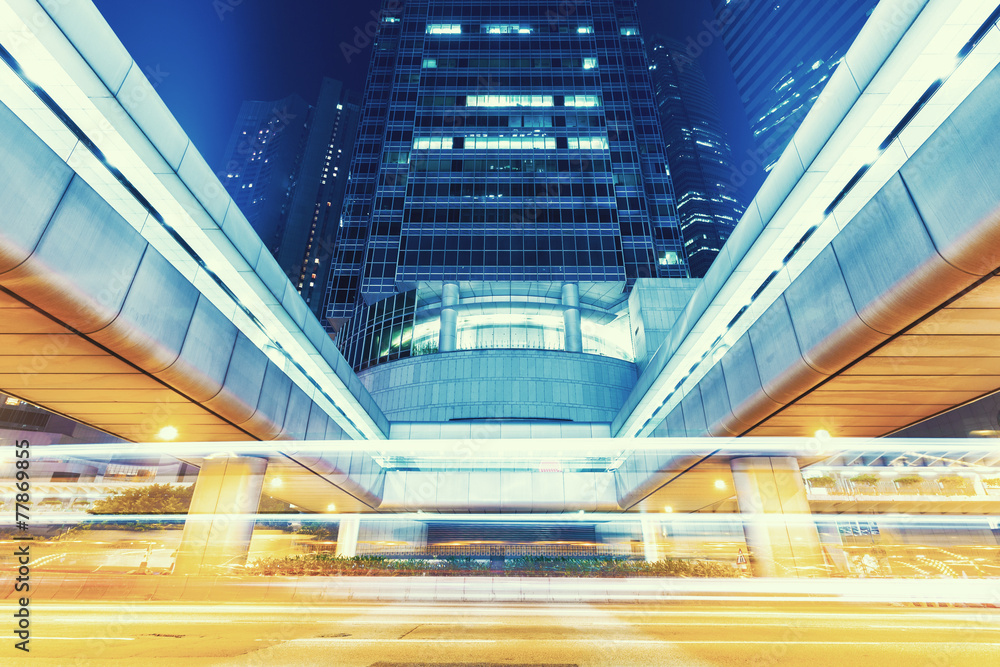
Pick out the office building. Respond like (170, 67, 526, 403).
(325, 0, 691, 374)
(710, 0, 880, 172)
(220, 92, 310, 249)
(221, 79, 362, 319)
(648, 35, 745, 278)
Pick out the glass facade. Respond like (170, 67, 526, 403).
(336, 286, 636, 372)
(649, 36, 746, 278)
(326, 0, 689, 346)
(710, 0, 879, 172)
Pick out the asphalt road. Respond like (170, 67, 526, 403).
(3, 600, 999, 666)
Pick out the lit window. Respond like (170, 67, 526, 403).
(382, 15, 399, 23)
(422, 58, 437, 68)
(482, 24, 533, 34)
(464, 136, 557, 150)
(659, 251, 681, 265)
(577, 26, 594, 34)
(620, 27, 638, 36)
(583, 57, 598, 70)
(427, 24, 461, 34)
(412, 137, 455, 150)
(566, 137, 609, 150)
(467, 95, 554, 107)
(565, 95, 601, 107)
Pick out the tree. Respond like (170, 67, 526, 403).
(88, 484, 193, 515)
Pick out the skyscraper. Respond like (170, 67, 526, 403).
(326, 0, 689, 371)
(220, 79, 362, 319)
(710, 0, 880, 172)
(648, 35, 745, 278)
(219, 92, 310, 249)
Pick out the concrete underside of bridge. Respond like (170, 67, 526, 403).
(1, 0, 999, 450)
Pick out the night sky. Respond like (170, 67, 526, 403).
(92, 0, 762, 196)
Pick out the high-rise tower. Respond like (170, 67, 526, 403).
(220, 79, 362, 320)
(326, 0, 690, 372)
(710, 0, 879, 172)
(648, 35, 745, 278)
(219, 93, 310, 249)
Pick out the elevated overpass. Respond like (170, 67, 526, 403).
(0, 0, 387, 445)
(615, 0, 1000, 439)
(2, 0, 999, 450)
(16, 436, 999, 576)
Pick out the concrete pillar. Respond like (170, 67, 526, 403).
(174, 456, 267, 575)
(438, 282, 460, 352)
(971, 474, 987, 497)
(561, 282, 583, 353)
(730, 457, 825, 577)
(640, 517, 662, 563)
(335, 517, 360, 558)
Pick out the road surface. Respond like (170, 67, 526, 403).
(3, 600, 999, 665)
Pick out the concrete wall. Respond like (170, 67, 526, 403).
(628, 278, 700, 372)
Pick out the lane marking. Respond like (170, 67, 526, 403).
(28, 637, 135, 641)
(32, 603, 1000, 620)
(282, 638, 1000, 646)
(40, 617, 999, 632)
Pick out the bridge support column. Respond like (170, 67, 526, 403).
(640, 517, 663, 563)
(174, 456, 267, 575)
(731, 457, 825, 577)
(335, 517, 360, 558)
(562, 282, 583, 353)
(439, 282, 460, 352)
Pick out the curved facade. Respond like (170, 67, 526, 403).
(336, 282, 636, 372)
(358, 349, 637, 422)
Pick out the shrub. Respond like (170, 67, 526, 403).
(850, 474, 879, 487)
(243, 554, 740, 578)
(982, 478, 1000, 489)
(938, 476, 969, 489)
(894, 475, 924, 488)
(805, 476, 836, 489)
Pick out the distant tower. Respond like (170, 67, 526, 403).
(219, 93, 310, 250)
(710, 0, 879, 172)
(649, 35, 745, 278)
(220, 79, 361, 320)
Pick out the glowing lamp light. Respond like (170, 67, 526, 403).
(157, 426, 178, 441)
(327, 504, 337, 512)
(663, 506, 673, 513)
(714, 480, 727, 490)
(271, 478, 283, 488)
(814, 429, 831, 439)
